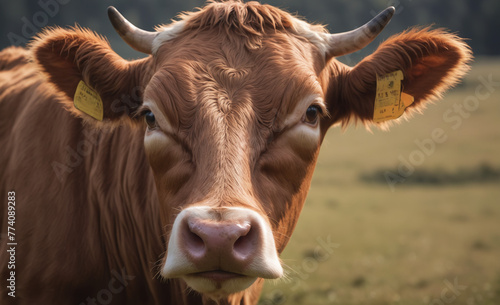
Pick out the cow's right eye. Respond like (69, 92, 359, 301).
(144, 111, 157, 129)
(303, 105, 322, 126)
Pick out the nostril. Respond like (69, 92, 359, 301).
(233, 224, 257, 260)
(183, 220, 206, 258)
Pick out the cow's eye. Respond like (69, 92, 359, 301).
(303, 105, 321, 125)
(144, 111, 157, 129)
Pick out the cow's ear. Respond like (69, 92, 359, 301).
(30, 26, 152, 124)
(326, 28, 472, 127)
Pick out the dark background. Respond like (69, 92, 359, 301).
(2, 0, 499, 63)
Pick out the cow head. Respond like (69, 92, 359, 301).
(30, 0, 471, 301)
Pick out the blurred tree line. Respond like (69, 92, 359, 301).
(1, 0, 499, 61)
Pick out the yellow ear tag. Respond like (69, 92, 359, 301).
(373, 70, 414, 123)
(74, 81, 103, 121)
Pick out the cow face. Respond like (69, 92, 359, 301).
(141, 26, 326, 296)
(31, 1, 471, 300)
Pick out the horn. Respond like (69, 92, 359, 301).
(326, 7, 395, 58)
(107, 6, 157, 54)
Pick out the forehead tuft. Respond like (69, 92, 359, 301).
(152, 1, 328, 53)
(181, 1, 294, 34)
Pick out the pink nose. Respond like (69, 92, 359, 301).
(180, 217, 258, 269)
(162, 207, 283, 280)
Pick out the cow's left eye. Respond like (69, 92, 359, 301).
(144, 111, 157, 129)
(303, 105, 321, 125)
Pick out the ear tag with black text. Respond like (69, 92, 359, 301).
(74, 81, 103, 121)
(373, 70, 414, 123)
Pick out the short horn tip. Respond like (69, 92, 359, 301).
(366, 6, 396, 34)
(106, 5, 156, 54)
(107, 6, 128, 37)
(380, 6, 396, 20)
(107, 6, 118, 18)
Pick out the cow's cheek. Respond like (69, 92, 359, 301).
(254, 124, 322, 247)
(144, 131, 182, 173)
(282, 124, 321, 162)
(144, 132, 193, 222)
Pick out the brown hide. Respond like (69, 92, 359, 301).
(0, 1, 471, 304)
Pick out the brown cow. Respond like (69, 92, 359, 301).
(0, 1, 471, 304)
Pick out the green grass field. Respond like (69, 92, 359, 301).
(259, 58, 500, 305)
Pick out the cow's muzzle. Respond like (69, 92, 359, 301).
(161, 206, 283, 297)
